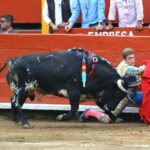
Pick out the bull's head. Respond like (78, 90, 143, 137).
(90, 55, 129, 111)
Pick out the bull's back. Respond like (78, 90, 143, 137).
(12, 52, 82, 85)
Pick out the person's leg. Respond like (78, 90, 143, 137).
(85, 109, 104, 119)
(132, 92, 143, 104)
(80, 109, 105, 122)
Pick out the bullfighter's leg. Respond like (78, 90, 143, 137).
(80, 109, 105, 122)
(57, 84, 80, 121)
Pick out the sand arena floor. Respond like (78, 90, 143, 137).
(0, 112, 150, 150)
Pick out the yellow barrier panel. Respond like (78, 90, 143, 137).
(41, 0, 49, 33)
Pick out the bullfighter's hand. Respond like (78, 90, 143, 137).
(100, 114, 111, 124)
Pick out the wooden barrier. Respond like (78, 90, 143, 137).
(53, 27, 150, 36)
(0, 29, 150, 111)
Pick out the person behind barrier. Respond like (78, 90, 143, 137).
(106, 0, 144, 30)
(42, 0, 79, 33)
(80, 48, 145, 124)
(65, 0, 106, 32)
(0, 14, 15, 34)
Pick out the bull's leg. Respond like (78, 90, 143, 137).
(12, 89, 30, 128)
(57, 85, 80, 121)
(63, 90, 80, 120)
(11, 95, 20, 123)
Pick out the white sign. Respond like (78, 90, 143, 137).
(88, 31, 134, 36)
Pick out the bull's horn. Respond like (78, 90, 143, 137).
(117, 79, 130, 94)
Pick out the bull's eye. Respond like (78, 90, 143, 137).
(92, 57, 98, 63)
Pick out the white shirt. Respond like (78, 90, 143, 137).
(6, 27, 13, 34)
(108, 0, 144, 27)
(43, 0, 75, 25)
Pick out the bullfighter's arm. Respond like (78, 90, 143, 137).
(125, 65, 145, 76)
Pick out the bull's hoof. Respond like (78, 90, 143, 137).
(56, 112, 79, 121)
(22, 123, 31, 129)
(15, 121, 22, 125)
(56, 114, 64, 121)
(13, 118, 21, 124)
(56, 113, 70, 121)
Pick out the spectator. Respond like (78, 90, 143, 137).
(65, 0, 106, 31)
(42, 0, 79, 33)
(106, 0, 144, 30)
(0, 14, 15, 33)
(80, 48, 145, 123)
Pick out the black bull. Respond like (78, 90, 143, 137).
(0, 49, 128, 128)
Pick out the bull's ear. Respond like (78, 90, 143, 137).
(92, 56, 98, 63)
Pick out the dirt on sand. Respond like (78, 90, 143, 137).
(0, 115, 150, 150)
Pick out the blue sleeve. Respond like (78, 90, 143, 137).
(126, 67, 141, 76)
(98, 0, 106, 23)
(68, 0, 80, 27)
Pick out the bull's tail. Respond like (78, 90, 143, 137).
(0, 57, 18, 72)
